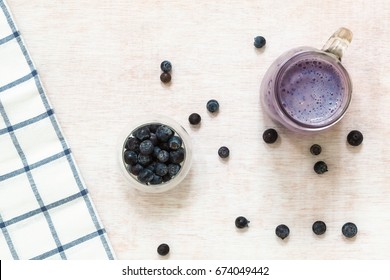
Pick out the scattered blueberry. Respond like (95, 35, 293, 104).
(314, 161, 328, 174)
(218, 146, 230, 159)
(168, 136, 182, 150)
(150, 175, 163, 185)
(263, 128, 278, 144)
(160, 72, 171, 83)
(310, 144, 322, 155)
(160, 61, 172, 72)
(170, 148, 185, 164)
(188, 113, 201, 125)
(168, 164, 181, 177)
(206, 99, 219, 113)
(347, 130, 363, 146)
(130, 164, 143, 176)
(156, 125, 173, 142)
(138, 154, 152, 166)
(137, 168, 154, 183)
(254, 36, 266, 48)
(139, 140, 154, 155)
(342, 222, 358, 238)
(155, 163, 168, 176)
(134, 126, 151, 141)
(157, 150, 170, 163)
(275, 224, 290, 240)
(312, 221, 327, 235)
(157, 243, 170, 256)
(235, 216, 250, 228)
(126, 137, 140, 152)
(123, 150, 138, 165)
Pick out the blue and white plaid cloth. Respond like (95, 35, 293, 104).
(0, 0, 114, 259)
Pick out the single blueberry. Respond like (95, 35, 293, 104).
(157, 150, 170, 163)
(139, 140, 154, 155)
(168, 136, 182, 150)
(137, 168, 155, 184)
(129, 164, 143, 176)
(310, 144, 322, 155)
(125, 137, 140, 152)
(150, 175, 163, 185)
(347, 130, 363, 146)
(263, 128, 278, 144)
(153, 146, 162, 158)
(155, 163, 168, 176)
(168, 163, 181, 177)
(218, 146, 230, 159)
(148, 124, 159, 133)
(138, 154, 152, 166)
(235, 216, 250, 229)
(160, 72, 171, 83)
(312, 221, 327, 235)
(134, 126, 151, 141)
(156, 125, 173, 142)
(314, 161, 328, 174)
(160, 60, 172, 72)
(206, 99, 219, 113)
(145, 161, 157, 172)
(342, 222, 358, 238)
(254, 36, 266, 48)
(275, 224, 290, 240)
(170, 148, 185, 164)
(150, 133, 158, 145)
(162, 173, 172, 182)
(157, 243, 170, 256)
(123, 150, 138, 165)
(188, 113, 201, 125)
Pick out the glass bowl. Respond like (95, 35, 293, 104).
(118, 115, 192, 193)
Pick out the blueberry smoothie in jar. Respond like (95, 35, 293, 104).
(276, 52, 350, 127)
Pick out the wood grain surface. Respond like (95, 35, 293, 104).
(6, 0, 390, 259)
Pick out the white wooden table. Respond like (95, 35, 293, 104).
(7, 0, 390, 259)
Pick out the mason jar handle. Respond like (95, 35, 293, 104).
(322, 27, 353, 60)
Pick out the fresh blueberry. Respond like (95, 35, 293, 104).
(160, 60, 172, 72)
(157, 243, 170, 256)
(347, 130, 363, 146)
(254, 36, 266, 48)
(312, 221, 327, 235)
(263, 128, 278, 144)
(138, 154, 152, 166)
(159, 142, 170, 151)
(137, 168, 154, 184)
(150, 175, 163, 185)
(148, 124, 159, 133)
(157, 150, 170, 163)
(310, 144, 322, 155)
(162, 174, 172, 182)
(150, 133, 158, 145)
(160, 72, 171, 83)
(145, 161, 157, 172)
(235, 216, 250, 228)
(130, 164, 143, 176)
(155, 163, 168, 176)
(188, 113, 201, 125)
(342, 222, 358, 238)
(156, 125, 173, 142)
(125, 137, 140, 152)
(206, 99, 219, 113)
(168, 136, 182, 150)
(275, 224, 290, 240)
(314, 161, 328, 174)
(153, 146, 162, 158)
(218, 146, 230, 158)
(134, 126, 151, 141)
(170, 147, 185, 164)
(123, 150, 138, 165)
(168, 163, 181, 177)
(139, 140, 154, 155)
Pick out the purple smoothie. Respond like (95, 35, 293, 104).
(276, 54, 347, 126)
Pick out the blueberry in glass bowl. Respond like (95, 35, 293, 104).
(119, 115, 192, 193)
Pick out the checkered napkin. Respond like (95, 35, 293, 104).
(0, 1, 114, 259)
